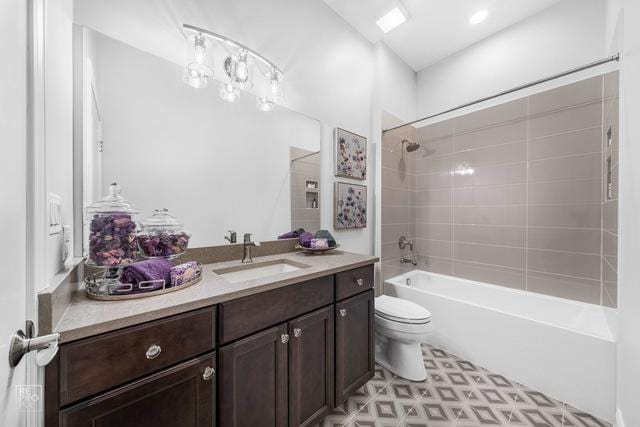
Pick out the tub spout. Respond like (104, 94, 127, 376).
(400, 257, 417, 266)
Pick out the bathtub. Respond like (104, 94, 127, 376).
(384, 270, 617, 422)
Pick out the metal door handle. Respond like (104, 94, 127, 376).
(9, 324, 59, 368)
(146, 344, 162, 359)
(202, 366, 215, 381)
(293, 328, 302, 338)
(339, 309, 347, 317)
(281, 334, 289, 343)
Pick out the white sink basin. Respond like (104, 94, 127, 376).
(214, 260, 309, 283)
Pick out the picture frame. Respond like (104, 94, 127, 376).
(334, 127, 367, 180)
(334, 182, 367, 229)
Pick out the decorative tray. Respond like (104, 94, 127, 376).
(294, 244, 341, 254)
(84, 263, 202, 301)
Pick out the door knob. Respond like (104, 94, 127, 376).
(293, 328, 302, 338)
(9, 321, 59, 368)
(339, 309, 347, 317)
(281, 334, 290, 343)
(145, 344, 162, 359)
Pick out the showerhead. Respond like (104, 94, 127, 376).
(401, 139, 420, 152)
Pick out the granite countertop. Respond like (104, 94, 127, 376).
(54, 250, 378, 343)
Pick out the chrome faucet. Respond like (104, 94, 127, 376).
(225, 230, 237, 244)
(401, 257, 417, 266)
(242, 233, 261, 263)
(398, 236, 414, 251)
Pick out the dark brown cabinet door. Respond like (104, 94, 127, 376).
(219, 323, 288, 427)
(59, 352, 216, 427)
(288, 306, 334, 427)
(335, 289, 374, 405)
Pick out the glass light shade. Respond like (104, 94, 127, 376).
(183, 34, 213, 88)
(224, 49, 253, 90)
(219, 82, 240, 102)
(267, 69, 284, 101)
(256, 96, 275, 112)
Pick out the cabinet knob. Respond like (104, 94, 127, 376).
(202, 366, 215, 381)
(293, 328, 302, 338)
(145, 344, 162, 360)
(339, 309, 347, 317)
(355, 278, 364, 286)
(281, 334, 290, 344)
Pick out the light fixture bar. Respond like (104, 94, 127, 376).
(183, 23, 283, 75)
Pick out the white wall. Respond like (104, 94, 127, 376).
(75, 0, 378, 254)
(606, 2, 640, 426)
(95, 33, 320, 246)
(45, 0, 74, 281)
(416, 0, 606, 118)
(377, 42, 417, 123)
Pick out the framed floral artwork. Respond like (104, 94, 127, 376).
(335, 127, 367, 180)
(334, 182, 367, 229)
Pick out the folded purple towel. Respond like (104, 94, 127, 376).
(120, 259, 172, 287)
(278, 228, 305, 240)
(298, 231, 314, 248)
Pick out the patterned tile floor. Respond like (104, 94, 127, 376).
(319, 344, 612, 427)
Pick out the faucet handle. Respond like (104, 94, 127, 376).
(225, 230, 237, 244)
(243, 233, 253, 243)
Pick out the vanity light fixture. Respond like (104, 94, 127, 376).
(376, 6, 408, 33)
(183, 24, 284, 111)
(469, 10, 489, 25)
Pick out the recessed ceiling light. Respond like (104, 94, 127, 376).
(469, 10, 489, 25)
(376, 7, 407, 33)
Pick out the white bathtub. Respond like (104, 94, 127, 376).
(384, 270, 617, 422)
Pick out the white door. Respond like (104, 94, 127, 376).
(0, 0, 30, 425)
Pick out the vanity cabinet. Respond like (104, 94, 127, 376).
(45, 263, 375, 427)
(335, 289, 375, 405)
(219, 324, 289, 427)
(59, 352, 216, 427)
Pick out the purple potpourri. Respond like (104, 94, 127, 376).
(170, 261, 201, 287)
(88, 213, 137, 266)
(138, 231, 190, 258)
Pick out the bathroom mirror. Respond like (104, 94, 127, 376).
(74, 28, 322, 250)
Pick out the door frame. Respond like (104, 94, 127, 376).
(26, 0, 48, 424)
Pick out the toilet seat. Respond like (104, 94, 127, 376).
(375, 295, 431, 324)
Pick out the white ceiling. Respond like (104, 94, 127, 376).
(322, 0, 562, 71)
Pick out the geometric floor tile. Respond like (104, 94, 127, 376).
(318, 344, 612, 427)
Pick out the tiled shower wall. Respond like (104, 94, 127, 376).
(290, 147, 321, 232)
(381, 72, 619, 307)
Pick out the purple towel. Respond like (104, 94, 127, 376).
(278, 230, 297, 239)
(298, 231, 314, 248)
(120, 259, 172, 287)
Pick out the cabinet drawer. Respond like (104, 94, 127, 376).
(335, 265, 374, 301)
(218, 275, 333, 344)
(59, 307, 216, 406)
(60, 352, 216, 427)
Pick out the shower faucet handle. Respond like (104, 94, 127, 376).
(398, 236, 414, 251)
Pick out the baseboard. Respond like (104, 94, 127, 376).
(616, 408, 625, 427)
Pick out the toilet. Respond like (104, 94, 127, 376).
(374, 295, 433, 381)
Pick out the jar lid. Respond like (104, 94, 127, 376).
(87, 183, 139, 214)
(140, 208, 184, 230)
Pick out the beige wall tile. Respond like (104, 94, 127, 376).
(454, 224, 525, 247)
(455, 242, 525, 269)
(454, 141, 526, 169)
(416, 206, 453, 224)
(415, 223, 453, 241)
(528, 178, 601, 204)
(416, 255, 454, 276)
(527, 227, 601, 254)
(454, 261, 526, 290)
(455, 120, 526, 152)
(602, 230, 618, 258)
(529, 153, 601, 182)
(382, 187, 413, 207)
(417, 136, 454, 158)
(454, 205, 526, 226)
(417, 154, 454, 174)
(417, 118, 454, 141)
(529, 101, 602, 138)
(382, 166, 414, 190)
(416, 172, 452, 190)
(528, 204, 600, 228)
(526, 271, 601, 304)
(416, 238, 453, 259)
(381, 223, 412, 244)
(529, 127, 601, 161)
(454, 183, 526, 206)
(382, 205, 410, 225)
(603, 281, 617, 308)
(529, 75, 602, 115)
(454, 162, 526, 187)
(527, 249, 601, 280)
(416, 189, 453, 206)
